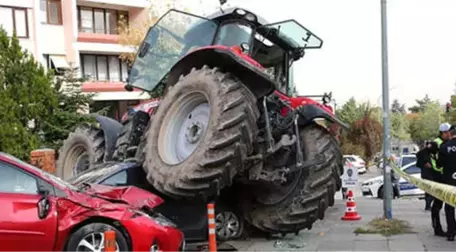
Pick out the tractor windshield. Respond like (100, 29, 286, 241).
(128, 10, 218, 92)
(258, 20, 323, 49)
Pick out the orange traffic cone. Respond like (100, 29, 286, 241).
(104, 230, 116, 252)
(341, 190, 361, 221)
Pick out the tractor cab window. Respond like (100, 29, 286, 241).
(128, 10, 218, 92)
(214, 23, 252, 50)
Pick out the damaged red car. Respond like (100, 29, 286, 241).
(0, 152, 184, 251)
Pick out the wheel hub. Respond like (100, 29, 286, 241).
(186, 122, 204, 144)
(158, 92, 210, 165)
(215, 211, 241, 240)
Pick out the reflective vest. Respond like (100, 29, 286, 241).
(431, 137, 444, 174)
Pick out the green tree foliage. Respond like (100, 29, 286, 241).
(447, 95, 456, 124)
(391, 99, 406, 114)
(41, 66, 97, 150)
(408, 94, 432, 113)
(409, 101, 443, 143)
(390, 99, 410, 141)
(337, 98, 383, 161)
(0, 28, 57, 160)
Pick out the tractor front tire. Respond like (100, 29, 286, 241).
(56, 125, 105, 180)
(244, 124, 342, 234)
(141, 65, 259, 199)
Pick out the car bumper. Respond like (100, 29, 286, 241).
(121, 214, 184, 251)
(360, 185, 372, 196)
(357, 167, 367, 174)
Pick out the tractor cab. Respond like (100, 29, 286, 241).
(126, 7, 323, 97)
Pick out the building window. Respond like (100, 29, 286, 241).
(81, 54, 129, 82)
(0, 6, 28, 38)
(77, 6, 128, 34)
(39, 0, 62, 25)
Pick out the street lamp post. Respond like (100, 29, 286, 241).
(381, 0, 393, 219)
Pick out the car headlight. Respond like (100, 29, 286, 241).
(368, 179, 382, 185)
(150, 212, 177, 227)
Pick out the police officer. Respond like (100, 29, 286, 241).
(430, 123, 452, 237)
(437, 125, 456, 241)
(416, 140, 433, 210)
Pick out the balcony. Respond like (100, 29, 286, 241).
(78, 0, 149, 9)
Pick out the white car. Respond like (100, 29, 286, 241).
(360, 162, 424, 198)
(343, 155, 367, 174)
(398, 154, 417, 168)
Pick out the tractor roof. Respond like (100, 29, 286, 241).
(205, 7, 269, 26)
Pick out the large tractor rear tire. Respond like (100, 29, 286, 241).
(112, 111, 150, 161)
(56, 125, 105, 180)
(243, 124, 342, 234)
(141, 65, 259, 199)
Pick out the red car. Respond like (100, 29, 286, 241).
(0, 152, 184, 251)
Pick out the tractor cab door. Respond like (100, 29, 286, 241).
(128, 10, 218, 92)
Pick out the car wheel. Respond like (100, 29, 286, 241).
(215, 210, 244, 241)
(378, 186, 399, 199)
(66, 223, 129, 252)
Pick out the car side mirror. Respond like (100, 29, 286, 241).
(37, 197, 51, 220)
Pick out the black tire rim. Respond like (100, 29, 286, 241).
(215, 211, 242, 240)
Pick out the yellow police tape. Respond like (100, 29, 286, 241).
(389, 157, 456, 207)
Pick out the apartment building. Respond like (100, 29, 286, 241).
(0, 0, 152, 120)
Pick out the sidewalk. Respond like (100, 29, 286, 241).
(228, 183, 455, 251)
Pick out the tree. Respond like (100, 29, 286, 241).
(391, 112, 410, 141)
(336, 97, 364, 125)
(409, 101, 443, 143)
(391, 99, 406, 114)
(0, 28, 57, 160)
(337, 98, 383, 161)
(408, 94, 432, 113)
(40, 66, 99, 150)
(347, 106, 383, 161)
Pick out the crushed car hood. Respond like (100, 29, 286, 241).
(83, 184, 164, 209)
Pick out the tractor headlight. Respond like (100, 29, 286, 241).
(323, 96, 331, 104)
(245, 13, 256, 22)
(235, 9, 246, 15)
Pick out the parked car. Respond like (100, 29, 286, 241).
(398, 154, 417, 168)
(67, 161, 245, 242)
(343, 155, 367, 174)
(0, 152, 184, 251)
(360, 162, 423, 199)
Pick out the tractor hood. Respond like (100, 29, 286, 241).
(83, 184, 164, 210)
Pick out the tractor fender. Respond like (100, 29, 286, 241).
(92, 114, 123, 161)
(296, 104, 350, 130)
(167, 46, 276, 98)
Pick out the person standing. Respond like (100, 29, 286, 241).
(437, 125, 456, 241)
(416, 140, 434, 210)
(430, 123, 452, 237)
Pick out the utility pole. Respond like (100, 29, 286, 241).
(381, 0, 393, 219)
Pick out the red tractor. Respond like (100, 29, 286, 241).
(57, 6, 348, 234)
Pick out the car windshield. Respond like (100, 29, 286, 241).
(401, 156, 417, 167)
(258, 20, 323, 49)
(0, 152, 79, 191)
(67, 162, 123, 186)
(128, 10, 218, 92)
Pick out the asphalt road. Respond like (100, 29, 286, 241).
(226, 166, 455, 251)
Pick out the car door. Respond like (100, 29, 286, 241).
(0, 162, 58, 251)
(398, 165, 421, 196)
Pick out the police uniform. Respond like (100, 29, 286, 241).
(438, 134, 456, 241)
(430, 135, 446, 237)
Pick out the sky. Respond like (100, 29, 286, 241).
(172, 0, 456, 108)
